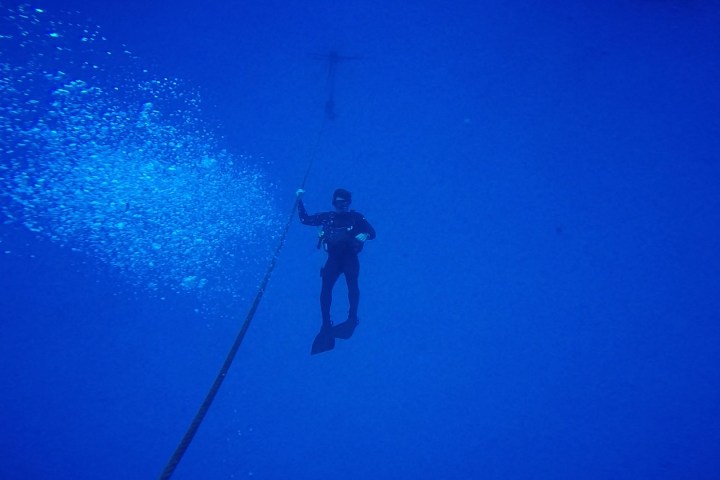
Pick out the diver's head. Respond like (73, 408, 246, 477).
(332, 188, 352, 212)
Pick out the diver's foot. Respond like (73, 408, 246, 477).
(333, 316, 359, 340)
(311, 323, 335, 355)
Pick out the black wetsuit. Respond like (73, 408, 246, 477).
(298, 200, 376, 327)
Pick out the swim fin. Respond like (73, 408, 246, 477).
(332, 318, 358, 340)
(311, 326, 335, 355)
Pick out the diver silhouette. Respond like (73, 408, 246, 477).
(311, 50, 360, 120)
(296, 188, 376, 354)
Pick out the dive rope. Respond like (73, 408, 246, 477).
(158, 48, 354, 478)
(158, 119, 325, 479)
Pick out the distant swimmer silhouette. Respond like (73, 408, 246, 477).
(311, 51, 361, 120)
(296, 188, 376, 354)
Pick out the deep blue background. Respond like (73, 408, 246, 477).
(2, 1, 720, 479)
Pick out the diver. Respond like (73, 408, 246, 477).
(296, 188, 376, 354)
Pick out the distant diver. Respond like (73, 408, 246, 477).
(296, 188, 376, 354)
(311, 50, 361, 120)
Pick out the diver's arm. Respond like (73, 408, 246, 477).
(354, 213, 376, 241)
(297, 199, 327, 226)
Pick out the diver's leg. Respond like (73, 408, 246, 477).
(320, 255, 342, 327)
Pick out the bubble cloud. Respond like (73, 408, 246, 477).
(1, 5, 281, 298)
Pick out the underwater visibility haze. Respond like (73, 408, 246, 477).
(1, 1, 720, 479)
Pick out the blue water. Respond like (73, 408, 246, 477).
(2, 1, 719, 479)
